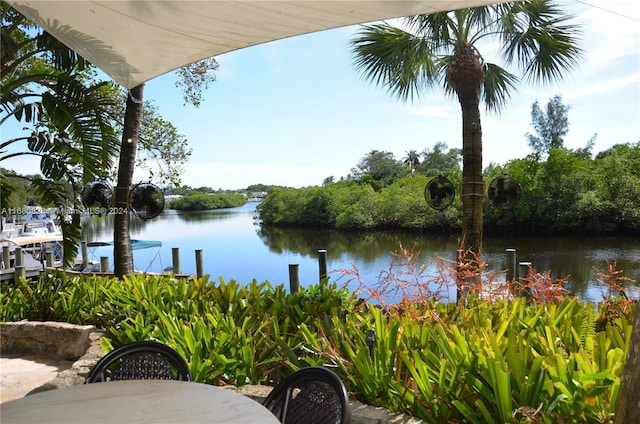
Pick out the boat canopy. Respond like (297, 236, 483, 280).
(1, 235, 64, 246)
(87, 240, 162, 251)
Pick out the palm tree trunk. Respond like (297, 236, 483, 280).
(455, 86, 484, 298)
(113, 84, 144, 277)
(448, 40, 485, 299)
(449, 40, 485, 260)
(459, 87, 483, 258)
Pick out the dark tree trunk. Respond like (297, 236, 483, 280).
(448, 41, 484, 299)
(459, 88, 483, 257)
(449, 41, 485, 259)
(614, 303, 640, 424)
(113, 84, 144, 277)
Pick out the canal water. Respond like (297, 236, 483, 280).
(81, 202, 640, 303)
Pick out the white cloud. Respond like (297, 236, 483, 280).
(565, 73, 640, 99)
(578, 1, 640, 72)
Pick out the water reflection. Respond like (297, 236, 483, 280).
(257, 225, 461, 263)
(81, 204, 640, 302)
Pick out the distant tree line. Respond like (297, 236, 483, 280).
(259, 95, 639, 235)
(258, 142, 463, 231)
(485, 142, 640, 234)
(1, 169, 262, 213)
(164, 183, 271, 196)
(164, 183, 274, 211)
(258, 141, 639, 235)
(167, 192, 246, 211)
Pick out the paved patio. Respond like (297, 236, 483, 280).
(0, 353, 73, 403)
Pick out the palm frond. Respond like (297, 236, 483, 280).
(1, 136, 31, 151)
(26, 132, 55, 154)
(30, 177, 81, 267)
(403, 12, 455, 49)
(0, 151, 41, 162)
(434, 55, 457, 100)
(481, 63, 519, 113)
(498, 0, 583, 84)
(1, 68, 60, 115)
(466, 5, 500, 38)
(350, 23, 443, 102)
(35, 31, 90, 72)
(39, 74, 119, 184)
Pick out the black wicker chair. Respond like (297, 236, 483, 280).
(262, 367, 350, 424)
(85, 340, 192, 383)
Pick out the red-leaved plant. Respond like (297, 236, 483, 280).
(595, 260, 637, 326)
(333, 243, 636, 315)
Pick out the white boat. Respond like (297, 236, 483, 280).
(0, 234, 64, 272)
(20, 219, 62, 237)
(0, 218, 20, 238)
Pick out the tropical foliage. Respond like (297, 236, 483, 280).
(2, 3, 217, 275)
(258, 141, 640, 235)
(1, 4, 120, 265)
(484, 142, 640, 234)
(1, 269, 635, 423)
(350, 0, 583, 257)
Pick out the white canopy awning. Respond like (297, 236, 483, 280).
(7, 1, 510, 88)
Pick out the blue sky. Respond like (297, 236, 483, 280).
(3, 0, 639, 190)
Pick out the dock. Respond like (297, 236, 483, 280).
(0, 266, 46, 282)
(1, 234, 64, 282)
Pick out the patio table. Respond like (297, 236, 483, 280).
(0, 379, 279, 423)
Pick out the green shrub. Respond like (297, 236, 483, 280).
(1, 272, 634, 422)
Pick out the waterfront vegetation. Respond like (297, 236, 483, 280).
(167, 192, 246, 211)
(258, 142, 640, 235)
(2, 262, 635, 423)
(2, 5, 638, 420)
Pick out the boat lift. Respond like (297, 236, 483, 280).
(0, 234, 64, 281)
(84, 239, 164, 273)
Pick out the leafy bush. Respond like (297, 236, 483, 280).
(1, 271, 635, 423)
(259, 143, 640, 235)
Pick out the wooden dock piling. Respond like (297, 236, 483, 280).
(81, 241, 89, 270)
(45, 252, 54, 268)
(505, 248, 517, 281)
(318, 249, 327, 281)
(518, 261, 533, 300)
(195, 249, 203, 278)
(14, 265, 25, 280)
(172, 248, 181, 274)
(2, 246, 10, 269)
(100, 256, 109, 273)
(289, 264, 300, 293)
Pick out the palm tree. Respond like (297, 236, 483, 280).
(403, 149, 421, 172)
(350, 0, 582, 260)
(1, 5, 120, 265)
(3, 4, 217, 276)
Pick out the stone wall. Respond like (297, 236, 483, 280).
(0, 321, 105, 390)
(1, 321, 96, 359)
